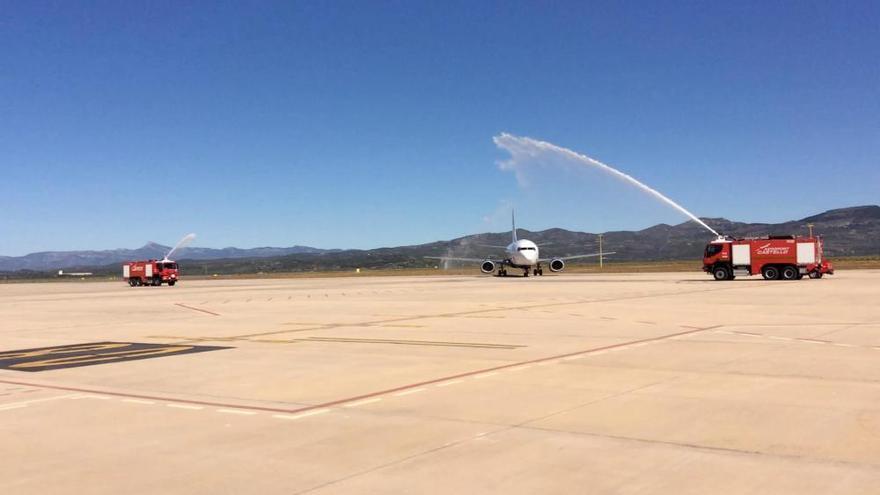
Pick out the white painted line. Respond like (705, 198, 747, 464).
(217, 408, 257, 416)
(122, 399, 155, 405)
(274, 408, 330, 420)
(833, 343, 855, 348)
(436, 380, 462, 387)
(562, 355, 585, 361)
(393, 388, 426, 397)
(71, 394, 111, 400)
(630, 342, 650, 348)
(1, 393, 82, 409)
(273, 414, 300, 420)
(590, 350, 608, 356)
(343, 398, 382, 408)
(509, 365, 532, 371)
(474, 372, 499, 379)
(800, 339, 828, 345)
(166, 403, 203, 410)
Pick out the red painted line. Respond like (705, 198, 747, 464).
(174, 303, 220, 317)
(0, 325, 718, 416)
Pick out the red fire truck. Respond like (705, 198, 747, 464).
(123, 260, 180, 287)
(703, 235, 834, 281)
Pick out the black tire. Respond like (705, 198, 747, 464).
(809, 271, 823, 279)
(781, 266, 798, 280)
(128, 279, 136, 287)
(762, 266, 779, 280)
(168, 281, 176, 286)
(523, 271, 529, 277)
(538, 269, 543, 276)
(712, 266, 731, 281)
(153, 277, 162, 286)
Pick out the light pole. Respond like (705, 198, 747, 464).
(598, 233, 604, 269)
(807, 223, 815, 238)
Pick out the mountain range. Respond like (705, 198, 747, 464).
(1, 205, 877, 274)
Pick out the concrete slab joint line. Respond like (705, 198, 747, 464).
(0, 325, 719, 417)
(218, 286, 734, 341)
(173, 303, 220, 317)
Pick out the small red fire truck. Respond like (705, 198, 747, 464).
(703, 235, 834, 281)
(123, 260, 180, 287)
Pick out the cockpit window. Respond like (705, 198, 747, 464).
(517, 247, 536, 251)
(705, 244, 723, 257)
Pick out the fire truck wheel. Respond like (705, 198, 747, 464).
(809, 271, 823, 279)
(128, 279, 136, 287)
(712, 266, 730, 281)
(168, 281, 176, 286)
(781, 266, 798, 280)
(761, 266, 779, 280)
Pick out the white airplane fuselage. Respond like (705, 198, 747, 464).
(505, 239, 540, 267)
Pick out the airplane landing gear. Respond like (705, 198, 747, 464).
(497, 268, 508, 277)
(523, 268, 530, 277)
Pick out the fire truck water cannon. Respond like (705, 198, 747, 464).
(702, 234, 833, 281)
(122, 233, 195, 287)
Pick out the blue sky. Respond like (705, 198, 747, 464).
(1, 1, 877, 255)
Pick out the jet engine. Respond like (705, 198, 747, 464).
(480, 260, 496, 274)
(549, 258, 565, 272)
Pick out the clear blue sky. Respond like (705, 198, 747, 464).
(2, 1, 877, 255)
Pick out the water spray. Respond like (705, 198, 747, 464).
(493, 133, 720, 237)
(164, 233, 196, 261)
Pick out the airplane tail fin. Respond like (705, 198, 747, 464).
(511, 210, 517, 242)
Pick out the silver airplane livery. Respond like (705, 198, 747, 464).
(427, 212, 613, 277)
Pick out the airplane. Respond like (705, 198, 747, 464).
(426, 212, 614, 277)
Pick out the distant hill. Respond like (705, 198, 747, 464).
(1, 205, 877, 275)
(0, 243, 333, 272)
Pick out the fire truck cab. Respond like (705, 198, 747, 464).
(703, 235, 833, 281)
(123, 260, 180, 287)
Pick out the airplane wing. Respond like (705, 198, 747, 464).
(424, 256, 502, 263)
(538, 252, 616, 262)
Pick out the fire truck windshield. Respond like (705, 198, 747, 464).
(160, 263, 178, 270)
(705, 244, 723, 257)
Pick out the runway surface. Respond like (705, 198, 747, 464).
(1, 271, 879, 494)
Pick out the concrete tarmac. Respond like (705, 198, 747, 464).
(1, 271, 879, 494)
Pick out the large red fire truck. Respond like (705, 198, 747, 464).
(123, 260, 180, 287)
(703, 235, 833, 281)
